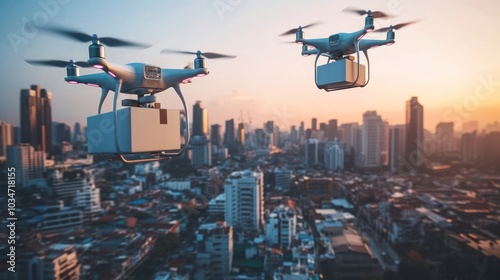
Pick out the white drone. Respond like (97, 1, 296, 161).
(281, 8, 416, 91)
(26, 26, 236, 163)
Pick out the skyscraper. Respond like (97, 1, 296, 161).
(210, 124, 222, 148)
(237, 122, 245, 144)
(224, 119, 235, 147)
(361, 111, 383, 168)
(0, 121, 13, 157)
(461, 131, 477, 164)
(405, 97, 424, 170)
(324, 141, 344, 170)
(311, 118, 317, 131)
(7, 144, 45, 185)
(389, 125, 406, 173)
(20, 85, 52, 157)
(224, 170, 264, 231)
(305, 138, 319, 167)
(192, 101, 208, 137)
(436, 122, 456, 154)
(327, 119, 338, 141)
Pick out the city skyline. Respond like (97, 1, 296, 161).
(0, 0, 499, 131)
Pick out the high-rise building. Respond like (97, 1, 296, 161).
(53, 122, 71, 144)
(190, 135, 212, 167)
(299, 121, 305, 144)
(224, 170, 264, 231)
(319, 122, 328, 134)
(224, 119, 235, 147)
(265, 205, 297, 249)
(7, 144, 45, 185)
(311, 118, 317, 131)
(381, 120, 390, 165)
(461, 131, 477, 164)
(20, 85, 52, 157)
(192, 101, 208, 137)
(210, 124, 222, 148)
(360, 111, 383, 168)
(405, 97, 424, 170)
(0, 121, 14, 157)
(389, 125, 406, 173)
(327, 119, 338, 141)
(237, 122, 245, 144)
(340, 123, 358, 151)
(483, 132, 500, 166)
(436, 122, 456, 154)
(324, 141, 344, 170)
(73, 122, 84, 142)
(195, 222, 233, 280)
(290, 125, 298, 143)
(305, 138, 319, 167)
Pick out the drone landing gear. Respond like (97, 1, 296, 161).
(88, 79, 190, 164)
(315, 41, 371, 92)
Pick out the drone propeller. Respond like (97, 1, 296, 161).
(374, 21, 418, 32)
(280, 22, 322, 36)
(39, 25, 152, 49)
(342, 7, 391, 19)
(184, 62, 194, 69)
(25, 59, 91, 68)
(160, 49, 237, 59)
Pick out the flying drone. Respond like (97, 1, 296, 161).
(26, 26, 236, 163)
(281, 8, 416, 91)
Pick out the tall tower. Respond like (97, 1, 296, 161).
(0, 121, 13, 157)
(405, 97, 424, 170)
(210, 124, 222, 148)
(20, 85, 52, 157)
(389, 125, 406, 173)
(192, 101, 208, 137)
(327, 119, 338, 141)
(224, 170, 264, 231)
(311, 118, 317, 131)
(224, 119, 235, 147)
(361, 111, 383, 168)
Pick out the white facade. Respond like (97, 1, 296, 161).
(73, 180, 102, 223)
(305, 138, 319, 167)
(265, 205, 297, 248)
(195, 222, 233, 280)
(324, 141, 344, 170)
(225, 170, 264, 231)
(208, 193, 226, 216)
(7, 144, 45, 185)
(361, 111, 383, 168)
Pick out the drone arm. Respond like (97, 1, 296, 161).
(358, 39, 394, 51)
(297, 38, 329, 52)
(162, 68, 209, 85)
(65, 73, 115, 89)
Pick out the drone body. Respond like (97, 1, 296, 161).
(27, 27, 235, 163)
(282, 9, 415, 91)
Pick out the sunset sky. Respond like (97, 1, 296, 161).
(0, 0, 499, 132)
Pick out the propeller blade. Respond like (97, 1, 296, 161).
(200, 52, 236, 59)
(160, 49, 237, 59)
(342, 7, 391, 19)
(374, 21, 418, 32)
(100, 37, 151, 49)
(39, 25, 151, 48)
(25, 59, 90, 68)
(280, 22, 322, 36)
(40, 25, 93, 42)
